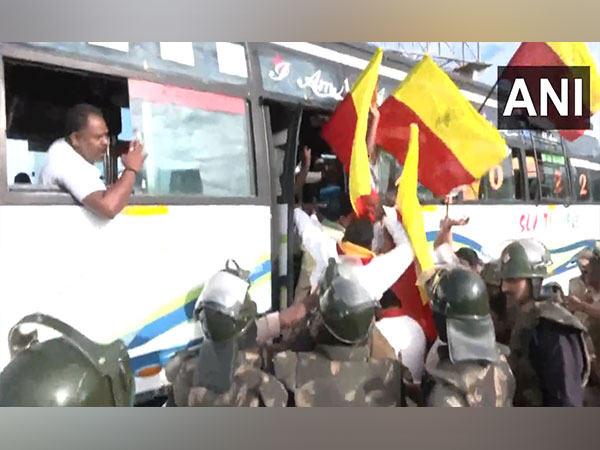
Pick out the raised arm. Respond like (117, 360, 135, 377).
(367, 103, 380, 165)
(83, 142, 146, 219)
(356, 209, 415, 300)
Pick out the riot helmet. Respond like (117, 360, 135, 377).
(428, 267, 497, 363)
(500, 239, 551, 279)
(499, 239, 552, 299)
(318, 258, 379, 345)
(194, 260, 257, 342)
(0, 314, 134, 406)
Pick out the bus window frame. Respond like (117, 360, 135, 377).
(0, 43, 271, 207)
(526, 133, 574, 206)
(560, 135, 600, 205)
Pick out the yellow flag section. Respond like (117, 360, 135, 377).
(348, 48, 382, 213)
(395, 123, 433, 273)
(377, 55, 507, 197)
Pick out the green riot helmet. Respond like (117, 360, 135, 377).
(194, 260, 257, 342)
(0, 314, 134, 406)
(500, 239, 552, 280)
(318, 258, 379, 345)
(429, 267, 497, 363)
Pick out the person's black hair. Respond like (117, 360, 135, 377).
(455, 247, 483, 269)
(342, 217, 374, 249)
(322, 194, 353, 222)
(13, 172, 31, 184)
(65, 104, 104, 136)
(302, 183, 319, 204)
(339, 194, 353, 217)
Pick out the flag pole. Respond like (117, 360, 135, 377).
(477, 77, 500, 113)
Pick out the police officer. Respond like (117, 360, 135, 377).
(500, 238, 592, 406)
(421, 267, 515, 407)
(165, 260, 288, 407)
(566, 243, 600, 406)
(0, 313, 134, 406)
(271, 259, 405, 407)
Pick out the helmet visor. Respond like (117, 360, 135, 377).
(446, 315, 497, 363)
(195, 271, 250, 318)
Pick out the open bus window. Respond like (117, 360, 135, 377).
(4, 58, 125, 191)
(127, 79, 255, 197)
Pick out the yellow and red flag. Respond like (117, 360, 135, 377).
(376, 55, 507, 198)
(382, 124, 437, 342)
(322, 48, 382, 219)
(506, 42, 600, 141)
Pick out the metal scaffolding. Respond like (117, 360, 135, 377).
(368, 42, 491, 76)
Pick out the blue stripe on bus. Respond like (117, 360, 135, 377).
(250, 260, 271, 283)
(425, 233, 597, 277)
(426, 233, 595, 259)
(128, 302, 196, 350)
(126, 260, 271, 350)
(548, 240, 597, 254)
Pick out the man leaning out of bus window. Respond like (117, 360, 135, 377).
(39, 104, 147, 219)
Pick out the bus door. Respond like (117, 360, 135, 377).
(263, 100, 302, 311)
(264, 100, 337, 310)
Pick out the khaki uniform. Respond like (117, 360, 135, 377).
(272, 344, 404, 406)
(422, 340, 515, 407)
(166, 346, 287, 407)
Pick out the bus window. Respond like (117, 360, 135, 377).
(4, 58, 123, 189)
(126, 79, 255, 197)
(531, 151, 569, 201)
(564, 133, 600, 203)
(376, 151, 435, 203)
(476, 149, 519, 202)
(570, 158, 600, 202)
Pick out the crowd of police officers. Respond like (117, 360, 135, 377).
(0, 212, 598, 407)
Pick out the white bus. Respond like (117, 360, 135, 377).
(0, 42, 597, 403)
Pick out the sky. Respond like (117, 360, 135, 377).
(477, 42, 600, 86)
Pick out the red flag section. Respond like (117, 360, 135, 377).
(381, 262, 437, 343)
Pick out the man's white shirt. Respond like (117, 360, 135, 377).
(39, 138, 106, 203)
(293, 206, 415, 301)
